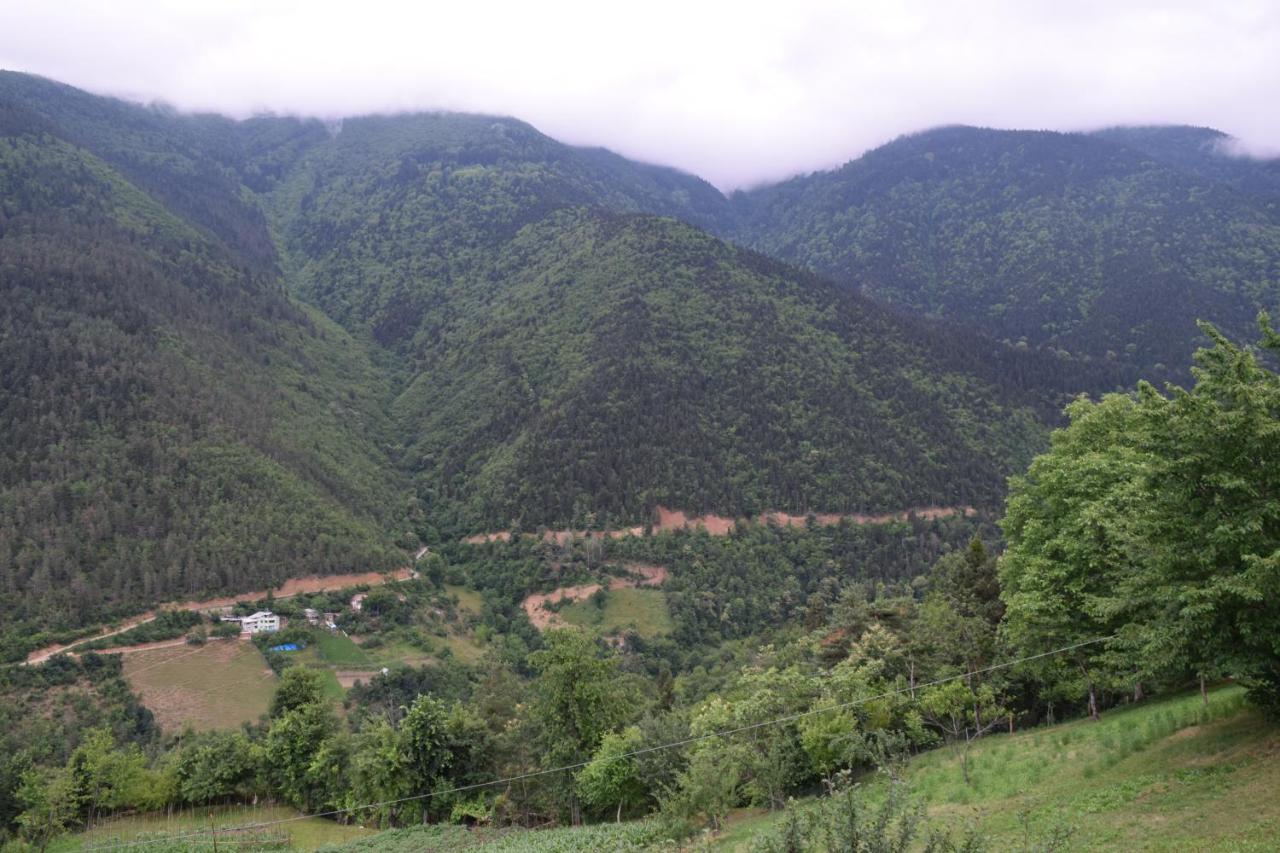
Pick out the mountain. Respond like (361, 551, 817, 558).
(726, 125, 1280, 378)
(1091, 125, 1280, 208)
(0, 73, 1161, 642)
(261, 111, 1115, 534)
(0, 74, 410, 648)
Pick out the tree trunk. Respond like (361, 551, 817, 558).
(1201, 674, 1209, 706)
(1134, 681, 1144, 703)
(1088, 682, 1099, 721)
(616, 801, 622, 823)
(1008, 713, 1015, 735)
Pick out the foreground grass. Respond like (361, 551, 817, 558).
(56, 804, 370, 851)
(713, 685, 1278, 851)
(911, 685, 1278, 851)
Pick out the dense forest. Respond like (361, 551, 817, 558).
(0, 72, 1138, 643)
(726, 126, 1280, 379)
(3, 316, 1275, 849)
(0, 78, 410, 653)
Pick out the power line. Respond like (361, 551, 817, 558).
(89, 635, 1113, 850)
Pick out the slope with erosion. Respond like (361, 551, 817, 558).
(726, 125, 1280, 380)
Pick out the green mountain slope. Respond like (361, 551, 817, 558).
(727, 126, 1280, 378)
(391, 209, 1101, 531)
(259, 113, 1121, 534)
(0, 80, 409, 651)
(270, 111, 727, 349)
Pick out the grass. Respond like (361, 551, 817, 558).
(710, 685, 1280, 851)
(326, 816, 671, 852)
(559, 588, 672, 637)
(123, 639, 276, 732)
(314, 631, 371, 666)
(56, 804, 370, 851)
(445, 584, 485, 616)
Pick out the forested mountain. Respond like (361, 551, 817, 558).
(0, 75, 410, 645)
(1091, 125, 1280, 208)
(261, 112, 1118, 533)
(17, 73, 1272, 639)
(726, 125, 1280, 378)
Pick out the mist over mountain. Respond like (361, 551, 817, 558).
(5, 70, 1276, 636)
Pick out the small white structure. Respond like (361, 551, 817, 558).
(303, 608, 320, 625)
(350, 594, 367, 613)
(236, 611, 280, 634)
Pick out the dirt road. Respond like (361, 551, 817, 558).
(25, 566, 416, 665)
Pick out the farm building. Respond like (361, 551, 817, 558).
(350, 594, 366, 612)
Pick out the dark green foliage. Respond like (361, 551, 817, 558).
(728, 125, 1280, 379)
(0, 74, 409, 653)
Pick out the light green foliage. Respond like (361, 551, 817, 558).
(173, 731, 261, 805)
(270, 668, 328, 719)
(1001, 319, 1280, 714)
(576, 726, 646, 822)
(528, 629, 633, 769)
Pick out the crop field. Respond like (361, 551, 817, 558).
(314, 631, 371, 666)
(559, 587, 673, 637)
(122, 639, 276, 733)
(57, 803, 370, 851)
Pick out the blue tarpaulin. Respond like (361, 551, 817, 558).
(270, 643, 301, 652)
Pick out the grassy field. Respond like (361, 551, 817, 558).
(560, 588, 672, 637)
(445, 584, 485, 616)
(123, 639, 276, 732)
(712, 685, 1280, 851)
(56, 804, 370, 851)
(314, 631, 371, 666)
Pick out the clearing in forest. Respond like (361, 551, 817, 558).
(522, 564, 667, 631)
(122, 639, 276, 733)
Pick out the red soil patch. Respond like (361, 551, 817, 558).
(466, 505, 976, 547)
(522, 562, 668, 631)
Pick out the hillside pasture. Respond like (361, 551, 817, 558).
(122, 639, 275, 733)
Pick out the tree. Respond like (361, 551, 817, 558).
(576, 726, 646, 822)
(1131, 318, 1280, 713)
(400, 695, 454, 822)
(1000, 394, 1152, 720)
(264, 702, 338, 810)
(919, 680, 1005, 785)
(527, 628, 633, 823)
(16, 768, 79, 853)
(270, 667, 327, 719)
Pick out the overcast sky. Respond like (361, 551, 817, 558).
(2, 0, 1278, 189)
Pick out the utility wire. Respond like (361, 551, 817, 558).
(89, 635, 1113, 850)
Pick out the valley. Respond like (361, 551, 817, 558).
(0, 67, 1277, 853)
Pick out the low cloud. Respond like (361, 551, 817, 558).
(2, 0, 1278, 189)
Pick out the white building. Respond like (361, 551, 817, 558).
(232, 611, 280, 634)
(350, 594, 366, 613)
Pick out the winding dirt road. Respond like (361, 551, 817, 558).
(25, 566, 417, 665)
